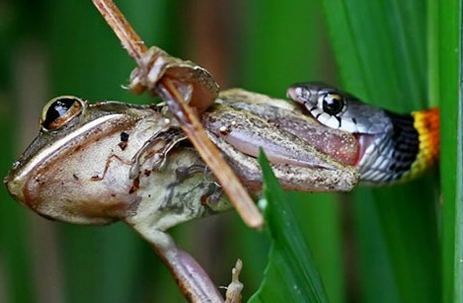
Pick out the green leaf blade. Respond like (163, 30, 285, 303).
(320, 0, 442, 302)
(438, 0, 463, 301)
(238, 1, 346, 301)
(249, 151, 329, 303)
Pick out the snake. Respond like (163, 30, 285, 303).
(286, 82, 440, 185)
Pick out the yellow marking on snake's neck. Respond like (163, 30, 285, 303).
(403, 107, 440, 181)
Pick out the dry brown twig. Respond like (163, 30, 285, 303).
(91, 0, 263, 229)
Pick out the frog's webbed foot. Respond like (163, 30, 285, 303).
(128, 47, 219, 113)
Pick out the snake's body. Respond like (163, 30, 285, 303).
(287, 83, 440, 185)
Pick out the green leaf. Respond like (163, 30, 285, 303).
(319, 0, 441, 302)
(438, 0, 463, 301)
(249, 151, 329, 303)
(238, 1, 345, 301)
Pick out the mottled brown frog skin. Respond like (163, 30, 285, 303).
(5, 100, 232, 231)
(5, 89, 359, 230)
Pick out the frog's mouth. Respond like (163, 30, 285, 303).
(4, 172, 26, 207)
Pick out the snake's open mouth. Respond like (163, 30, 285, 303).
(354, 133, 382, 170)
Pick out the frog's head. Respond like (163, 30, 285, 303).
(5, 96, 155, 225)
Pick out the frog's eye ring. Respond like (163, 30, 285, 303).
(321, 92, 345, 116)
(40, 96, 85, 131)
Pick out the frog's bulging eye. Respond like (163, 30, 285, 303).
(322, 93, 344, 116)
(40, 96, 84, 131)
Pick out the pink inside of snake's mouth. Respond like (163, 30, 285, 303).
(354, 133, 377, 168)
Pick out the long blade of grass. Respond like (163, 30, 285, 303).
(238, 1, 345, 301)
(438, 0, 463, 301)
(320, 0, 441, 302)
(248, 151, 329, 303)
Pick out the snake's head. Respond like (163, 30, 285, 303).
(287, 82, 440, 185)
(287, 82, 406, 184)
(286, 82, 390, 135)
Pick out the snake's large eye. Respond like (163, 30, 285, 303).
(40, 96, 84, 131)
(322, 92, 344, 115)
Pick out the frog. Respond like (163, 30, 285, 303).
(4, 89, 359, 302)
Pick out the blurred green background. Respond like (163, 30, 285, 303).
(0, 0, 460, 302)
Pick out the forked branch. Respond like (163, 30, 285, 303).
(91, 0, 263, 229)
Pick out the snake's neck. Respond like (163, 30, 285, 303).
(356, 107, 440, 185)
